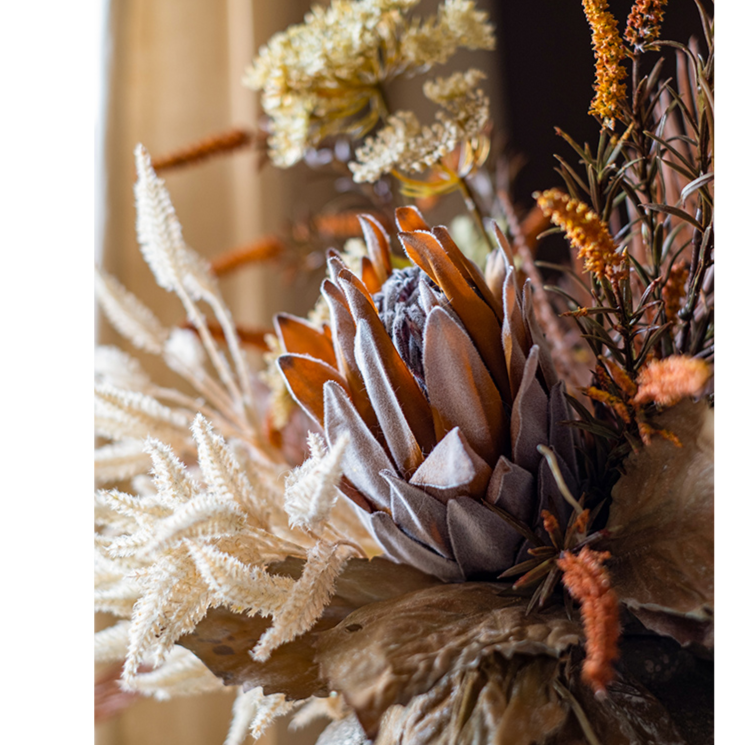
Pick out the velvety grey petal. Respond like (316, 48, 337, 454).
(324, 381, 393, 510)
(370, 512, 464, 582)
(502, 268, 530, 399)
(409, 427, 492, 503)
(521, 280, 559, 390)
(446, 497, 522, 579)
(354, 318, 425, 476)
(423, 307, 507, 466)
(548, 381, 578, 479)
(383, 470, 453, 558)
(510, 345, 548, 473)
(485, 456, 535, 525)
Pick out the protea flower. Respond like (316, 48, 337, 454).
(275, 207, 580, 582)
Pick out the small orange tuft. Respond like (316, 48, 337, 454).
(151, 128, 255, 172)
(634, 355, 711, 408)
(662, 261, 690, 324)
(556, 547, 620, 696)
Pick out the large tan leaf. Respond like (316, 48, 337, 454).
(178, 557, 441, 699)
(314, 583, 580, 736)
(606, 400, 714, 646)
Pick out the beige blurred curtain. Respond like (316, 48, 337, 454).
(95, 1, 324, 744)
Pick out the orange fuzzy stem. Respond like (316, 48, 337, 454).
(535, 189, 626, 281)
(183, 321, 272, 352)
(151, 128, 256, 172)
(582, 0, 628, 126)
(556, 547, 620, 696)
(210, 236, 285, 277)
(662, 261, 689, 324)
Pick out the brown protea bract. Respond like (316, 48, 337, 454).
(276, 207, 580, 581)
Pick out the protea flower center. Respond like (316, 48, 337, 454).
(373, 265, 441, 394)
(276, 208, 579, 581)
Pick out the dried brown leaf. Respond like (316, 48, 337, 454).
(605, 400, 713, 646)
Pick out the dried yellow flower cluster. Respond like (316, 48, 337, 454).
(245, 0, 495, 167)
(582, 0, 628, 125)
(625, 0, 668, 51)
(535, 189, 625, 281)
(350, 69, 490, 184)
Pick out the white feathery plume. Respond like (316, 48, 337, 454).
(126, 646, 225, 700)
(191, 415, 269, 529)
(141, 492, 247, 556)
(251, 541, 351, 661)
(284, 432, 349, 531)
(188, 543, 295, 614)
(133, 145, 252, 423)
(123, 551, 211, 685)
(95, 346, 153, 392)
(143, 437, 198, 509)
(249, 693, 296, 740)
(95, 269, 169, 354)
(95, 621, 132, 663)
(163, 328, 206, 379)
(224, 689, 264, 745)
(95, 440, 153, 484)
(95, 383, 191, 444)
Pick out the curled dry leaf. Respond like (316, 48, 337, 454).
(314, 582, 581, 736)
(605, 400, 714, 647)
(178, 556, 442, 700)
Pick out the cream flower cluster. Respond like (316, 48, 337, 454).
(245, 0, 495, 167)
(349, 69, 490, 183)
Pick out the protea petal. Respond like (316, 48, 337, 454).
(384, 471, 453, 559)
(360, 255, 383, 294)
(446, 497, 525, 579)
(502, 268, 532, 399)
(400, 231, 511, 402)
(369, 512, 464, 582)
(359, 214, 392, 284)
(321, 279, 380, 435)
(323, 381, 394, 511)
(395, 205, 430, 232)
(274, 313, 337, 368)
(432, 225, 503, 320)
(485, 457, 535, 526)
(278, 353, 349, 427)
(341, 276, 436, 460)
(423, 307, 507, 465)
(522, 282, 559, 391)
(548, 382, 578, 478)
(509, 345, 548, 473)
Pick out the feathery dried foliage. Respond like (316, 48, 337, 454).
(245, 0, 494, 167)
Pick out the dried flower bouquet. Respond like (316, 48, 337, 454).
(95, 1, 714, 743)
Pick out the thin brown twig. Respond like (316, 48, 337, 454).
(210, 236, 285, 277)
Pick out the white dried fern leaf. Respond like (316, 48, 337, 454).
(143, 437, 198, 509)
(95, 269, 168, 354)
(285, 432, 348, 531)
(122, 550, 211, 685)
(188, 543, 295, 614)
(191, 415, 268, 529)
(95, 620, 131, 663)
(95, 383, 191, 443)
(95, 440, 153, 484)
(252, 541, 351, 661)
(127, 645, 225, 700)
(249, 693, 296, 740)
(95, 346, 153, 392)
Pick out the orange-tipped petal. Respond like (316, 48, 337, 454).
(395, 205, 430, 232)
(277, 354, 349, 428)
(359, 214, 393, 284)
(400, 231, 511, 404)
(274, 313, 337, 368)
(360, 256, 383, 295)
